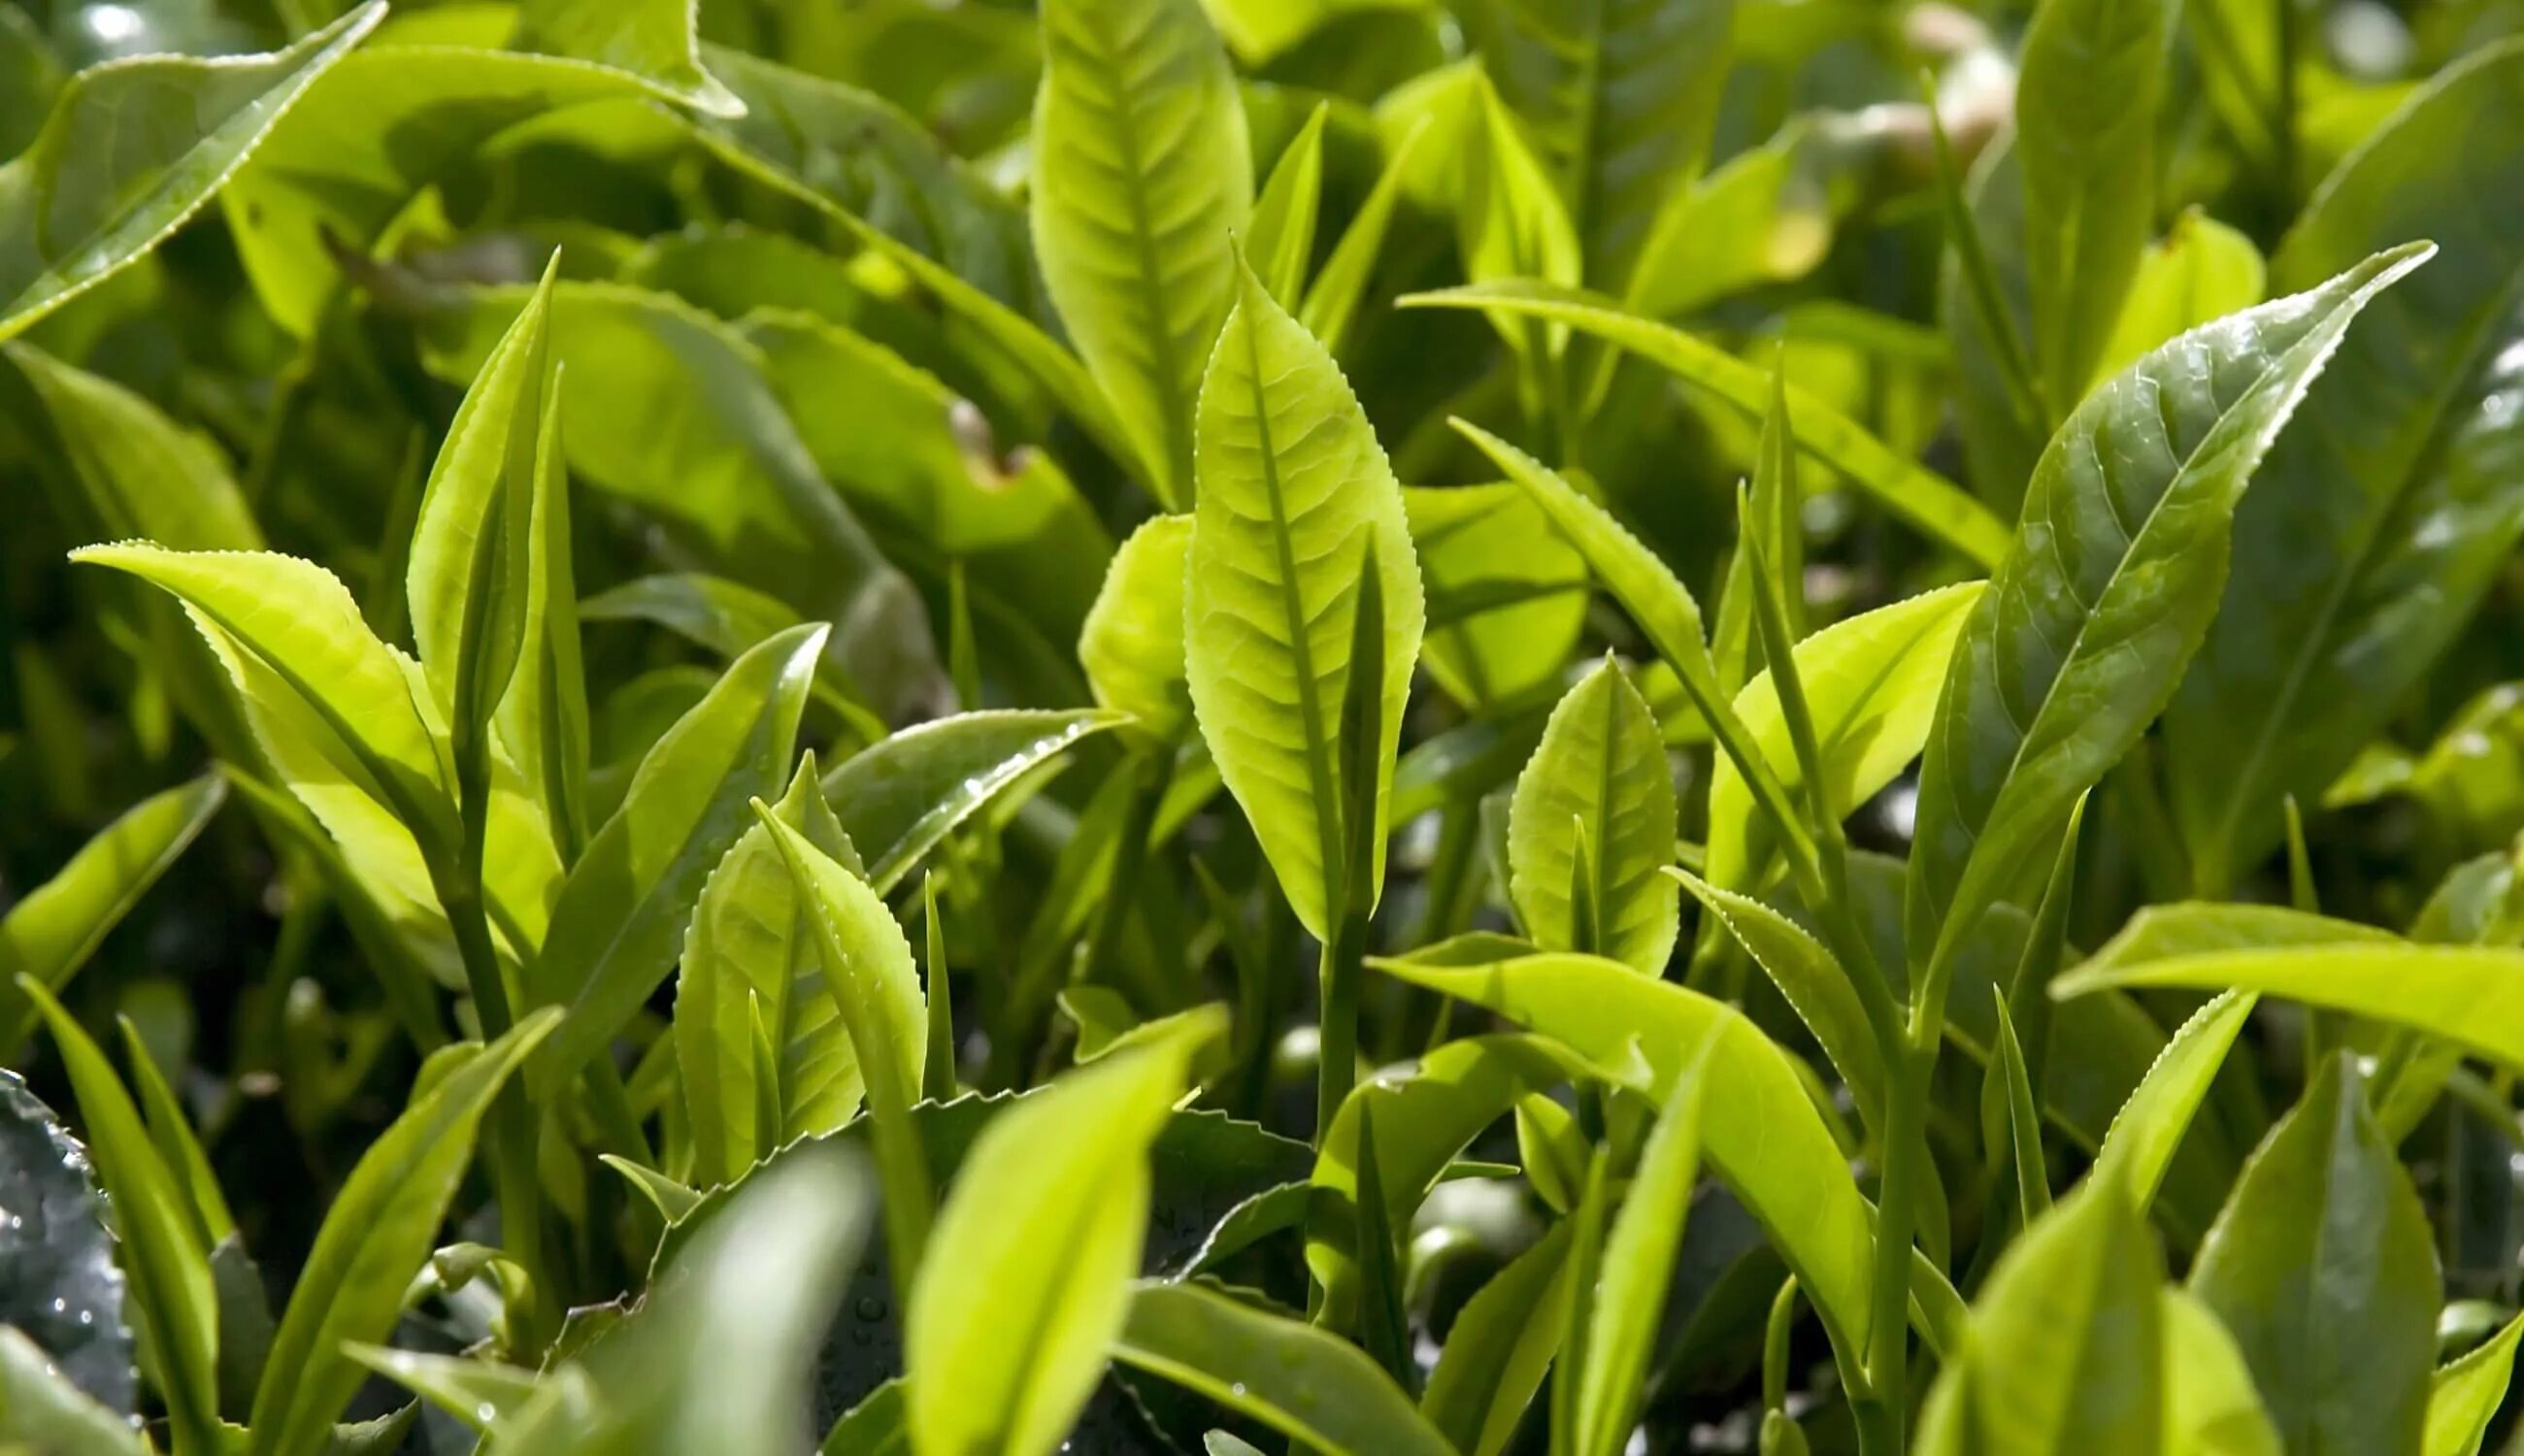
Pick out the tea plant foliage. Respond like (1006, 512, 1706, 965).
(7, 2, 2524, 1455)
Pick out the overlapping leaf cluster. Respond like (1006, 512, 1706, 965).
(4, 0, 2524, 1453)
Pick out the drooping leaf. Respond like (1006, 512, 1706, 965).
(1408, 281, 2011, 566)
(2015, 0, 2172, 414)
(1904, 246, 2430, 987)
(1184, 261, 1424, 942)
(1114, 1280, 1455, 1456)
(0, 1070, 132, 1413)
(23, 981, 218, 1453)
(0, 3, 383, 342)
(1507, 656, 1678, 973)
(2187, 1055, 2440, 1456)
(513, 0, 743, 115)
(906, 1012, 1223, 1456)
(0, 773, 225, 1051)
(1031, 0, 1250, 506)
(2164, 43, 2524, 891)
(526, 623, 825, 1095)
(6, 345, 260, 551)
(820, 710, 1127, 894)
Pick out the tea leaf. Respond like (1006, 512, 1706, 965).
(1905, 246, 2430, 991)
(527, 623, 826, 1095)
(2425, 1308, 2524, 1456)
(0, 1071, 132, 1414)
(821, 710, 1128, 894)
(0, 772, 225, 1051)
(1673, 869, 1883, 1121)
(515, 0, 742, 115)
(0, 3, 383, 342)
(2160, 1288, 2281, 1456)
(1113, 1280, 1455, 1456)
(1507, 656, 1678, 973)
(0, 1326, 148, 1456)
(2187, 1055, 2439, 1455)
(1032, 0, 1250, 506)
(1247, 103, 1328, 308)
(2164, 44, 2524, 891)
(1079, 518, 1195, 741)
(7, 345, 260, 550)
(1421, 1223, 1572, 1455)
(246, 1009, 556, 1456)
(907, 1012, 1223, 1456)
(2090, 991, 2257, 1218)
(1185, 260, 1423, 942)
(2096, 212, 2268, 381)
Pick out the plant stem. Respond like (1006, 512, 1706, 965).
(1316, 903, 1369, 1143)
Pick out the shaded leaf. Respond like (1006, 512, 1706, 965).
(819, 709, 1127, 894)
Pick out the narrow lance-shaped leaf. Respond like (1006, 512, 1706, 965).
(1248, 103, 1328, 309)
(1302, 116, 1430, 356)
(1184, 259, 1425, 943)
(1572, 1029, 1717, 1456)
(0, 772, 225, 1051)
(907, 1010, 1223, 1456)
(20, 980, 217, 1456)
(1031, 0, 1251, 507)
(1508, 657, 1679, 974)
(6, 344, 261, 551)
(1114, 1280, 1456, 1456)
(1411, 283, 2011, 566)
(408, 254, 558, 762)
(752, 807, 930, 1281)
(2186, 1054, 2440, 1456)
(2165, 43, 2524, 891)
(0, 3, 384, 342)
(820, 709, 1128, 895)
(1904, 246, 2431, 1000)
(495, 359, 592, 860)
(116, 1018, 233, 1252)
(526, 623, 826, 1095)
(2016, 0, 2172, 413)
(2089, 989, 2258, 1216)
(246, 1009, 557, 1456)
(2425, 1309, 2524, 1456)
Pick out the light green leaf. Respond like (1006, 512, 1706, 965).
(2161, 1288, 2282, 1456)
(599, 1154, 703, 1224)
(0, 773, 224, 1051)
(1404, 482, 1588, 712)
(1451, 0, 1736, 288)
(1368, 946, 1960, 1362)
(1981, 992, 2051, 1228)
(247, 1010, 555, 1456)
(1407, 281, 2010, 566)
(343, 1346, 538, 1434)
(1301, 115, 1430, 356)
(1673, 868, 1882, 1122)
(2164, 42, 2524, 892)
(1904, 246, 2430, 989)
(581, 574, 805, 664)
(1184, 261, 1424, 942)
(2089, 990, 2258, 1218)
(116, 1017, 232, 1252)
(1456, 69, 1581, 362)
(2096, 212, 2268, 382)
(526, 623, 826, 1095)
(2187, 1055, 2440, 1456)
(678, 757, 885, 1187)
(2016, 0, 2171, 412)
(1079, 517, 1195, 741)
(1573, 1030, 1715, 1456)
(1421, 1223, 1572, 1455)
(820, 710, 1128, 895)
(1917, 1178, 2165, 1455)
(492, 1149, 868, 1455)
(408, 256, 557, 752)
(1704, 582, 1982, 897)
(1248, 103, 1328, 308)
(21, 979, 219, 1456)
(1508, 657, 1678, 973)
(1031, 0, 1250, 506)
(0, 1326, 148, 1456)
(0, 3, 382, 342)
(1115, 1280, 1455, 1456)
(223, 47, 648, 339)
(6, 344, 260, 550)
(907, 1011, 1222, 1456)
(2426, 1309, 2524, 1456)
(514, 0, 742, 115)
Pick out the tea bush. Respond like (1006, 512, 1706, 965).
(2, 0, 2522, 1452)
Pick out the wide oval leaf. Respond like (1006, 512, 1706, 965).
(1185, 262, 1424, 942)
